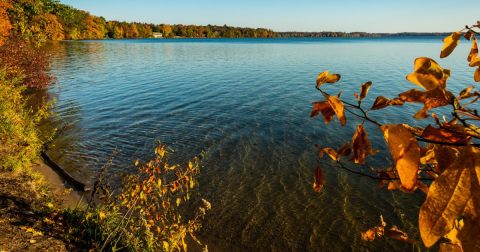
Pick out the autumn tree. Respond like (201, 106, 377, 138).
(310, 21, 480, 251)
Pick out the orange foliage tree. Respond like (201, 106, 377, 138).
(310, 21, 480, 251)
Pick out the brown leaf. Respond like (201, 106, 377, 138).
(406, 57, 451, 91)
(337, 142, 352, 157)
(468, 37, 478, 62)
(316, 70, 341, 87)
(313, 165, 324, 192)
(421, 125, 469, 145)
(464, 31, 473, 41)
(360, 216, 386, 242)
(416, 180, 429, 195)
(386, 226, 417, 244)
(401, 123, 424, 136)
(349, 124, 378, 165)
(440, 31, 462, 58)
(458, 195, 480, 252)
(419, 145, 480, 248)
(399, 88, 455, 119)
(433, 144, 459, 174)
(380, 124, 420, 191)
(310, 101, 335, 124)
(323, 93, 346, 126)
(439, 243, 463, 252)
(378, 171, 389, 188)
(370, 96, 405, 110)
(323, 148, 339, 161)
(357, 81, 372, 101)
(475, 68, 480, 82)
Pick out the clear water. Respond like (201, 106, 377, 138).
(42, 37, 475, 251)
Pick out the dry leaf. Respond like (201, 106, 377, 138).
(416, 180, 429, 194)
(401, 123, 424, 136)
(310, 101, 335, 125)
(475, 68, 480, 82)
(316, 70, 341, 87)
(323, 148, 339, 161)
(313, 165, 324, 192)
(445, 219, 463, 245)
(470, 57, 480, 67)
(386, 226, 417, 244)
(468, 37, 478, 62)
(440, 31, 462, 58)
(406, 57, 451, 91)
(464, 31, 473, 41)
(378, 171, 389, 188)
(433, 144, 459, 174)
(458, 86, 477, 100)
(421, 125, 469, 145)
(370, 96, 405, 110)
(420, 144, 435, 165)
(457, 195, 480, 252)
(419, 145, 480, 248)
(337, 142, 352, 157)
(349, 124, 378, 165)
(439, 243, 463, 252)
(399, 88, 455, 119)
(357, 82, 372, 101)
(380, 124, 420, 191)
(361, 216, 386, 242)
(323, 93, 346, 126)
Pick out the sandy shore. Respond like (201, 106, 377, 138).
(31, 159, 88, 208)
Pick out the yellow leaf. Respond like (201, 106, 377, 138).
(135, 159, 139, 166)
(310, 101, 335, 124)
(348, 124, 378, 165)
(323, 148, 339, 161)
(399, 88, 455, 119)
(313, 165, 324, 192)
(468, 36, 478, 62)
(440, 31, 462, 58)
(380, 124, 420, 191)
(99, 212, 106, 220)
(26, 228, 34, 233)
(406, 57, 451, 91)
(357, 81, 372, 101)
(369, 96, 405, 110)
(458, 86, 477, 100)
(316, 70, 341, 87)
(419, 145, 480, 248)
(444, 219, 463, 245)
(323, 93, 346, 126)
(420, 144, 435, 165)
(30, 239, 36, 243)
(470, 57, 480, 67)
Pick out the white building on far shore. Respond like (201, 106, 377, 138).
(152, 32, 163, 38)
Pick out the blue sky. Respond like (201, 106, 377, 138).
(60, 0, 479, 33)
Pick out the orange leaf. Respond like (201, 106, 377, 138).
(357, 81, 372, 101)
(399, 88, 454, 119)
(370, 96, 405, 110)
(439, 243, 463, 252)
(310, 101, 335, 124)
(420, 125, 469, 145)
(323, 93, 346, 126)
(416, 180, 429, 195)
(313, 165, 324, 192)
(468, 37, 478, 62)
(470, 57, 480, 67)
(420, 144, 435, 165)
(380, 124, 420, 191)
(349, 124, 378, 165)
(458, 86, 477, 100)
(433, 144, 459, 174)
(361, 216, 386, 242)
(323, 148, 339, 161)
(440, 31, 462, 58)
(316, 70, 341, 87)
(386, 226, 417, 244)
(419, 145, 480, 248)
(475, 68, 480, 82)
(464, 31, 473, 41)
(337, 142, 352, 157)
(406, 58, 451, 91)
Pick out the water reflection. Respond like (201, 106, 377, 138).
(42, 37, 471, 251)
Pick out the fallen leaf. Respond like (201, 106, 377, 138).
(399, 88, 455, 119)
(316, 70, 341, 87)
(370, 96, 405, 110)
(313, 165, 324, 192)
(323, 93, 346, 126)
(349, 124, 378, 165)
(440, 31, 462, 58)
(380, 124, 420, 191)
(406, 57, 451, 91)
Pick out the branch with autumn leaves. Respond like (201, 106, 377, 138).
(310, 21, 480, 252)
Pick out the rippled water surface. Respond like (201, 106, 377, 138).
(42, 37, 474, 251)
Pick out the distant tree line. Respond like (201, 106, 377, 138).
(149, 24, 276, 38)
(277, 31, 452, 38)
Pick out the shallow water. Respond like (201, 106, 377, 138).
(42, 37, 474, 251)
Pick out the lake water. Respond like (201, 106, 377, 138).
(42, 37, 474, 251)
